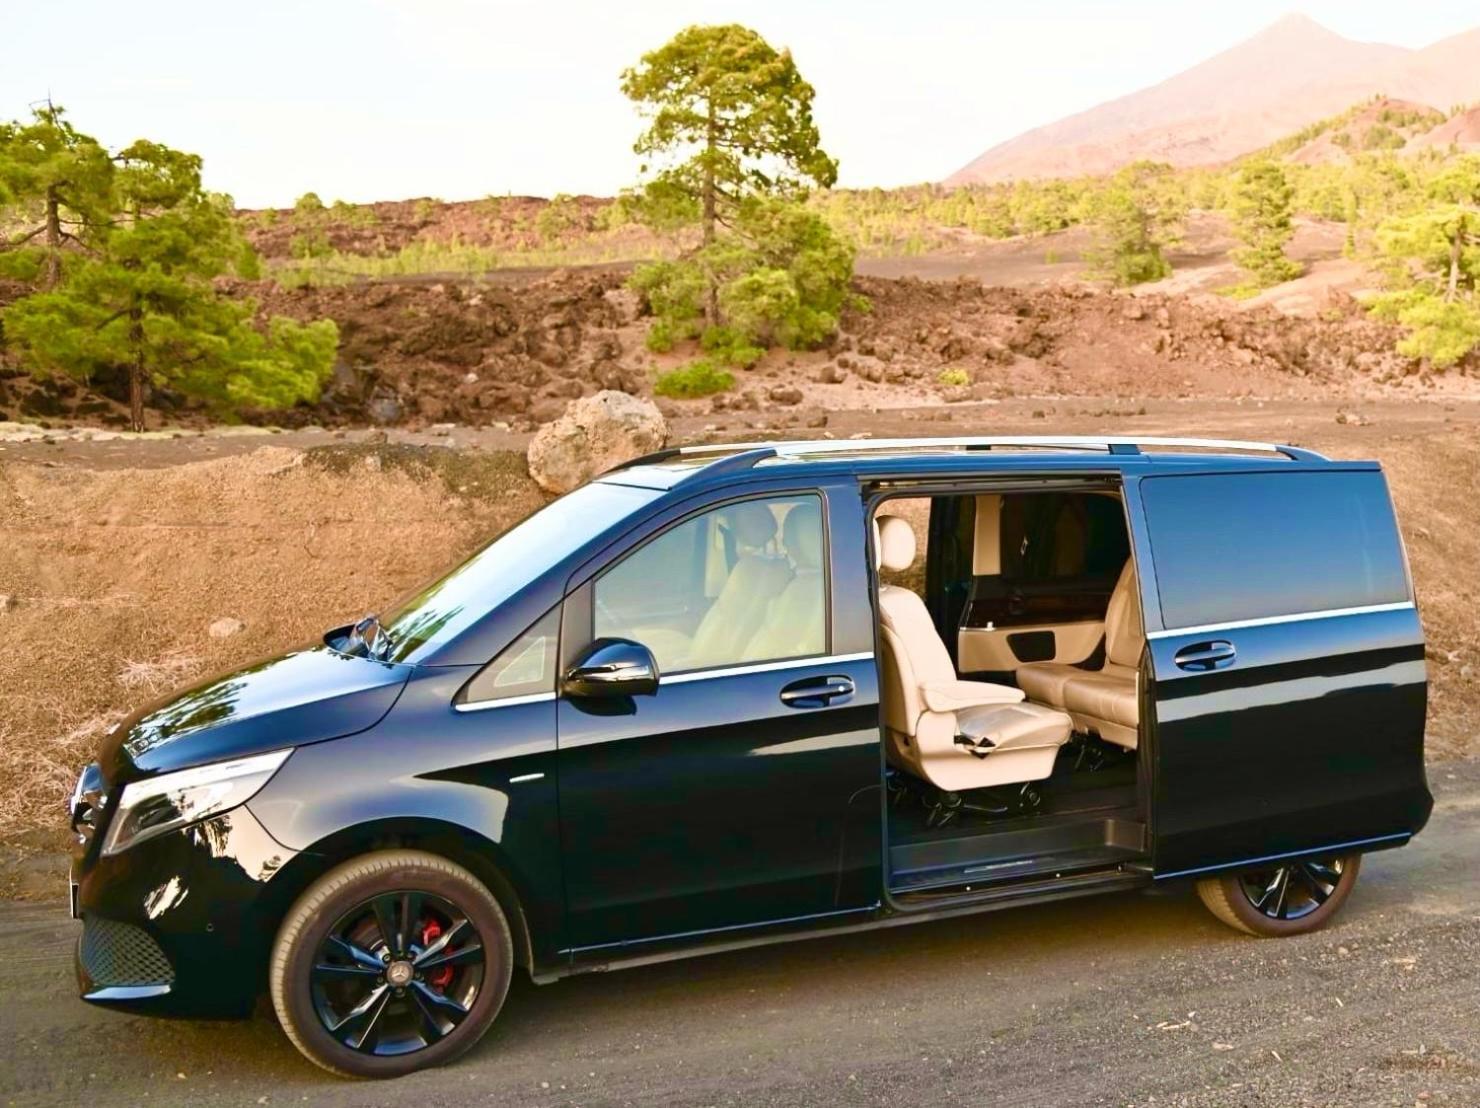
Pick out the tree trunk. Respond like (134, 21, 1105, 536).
(128, 306, 145, 433)
(43, 185, 62, 290)
(702, 103, 719, 328)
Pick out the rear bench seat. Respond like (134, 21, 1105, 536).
(1016, 560, 1143, 749)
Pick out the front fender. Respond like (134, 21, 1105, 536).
(247, 666, 565, 970)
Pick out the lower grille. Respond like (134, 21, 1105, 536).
(80, 916, 174, 988)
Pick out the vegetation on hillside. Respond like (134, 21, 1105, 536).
(0, 107, 338, 429)
(1229, 159, 1302, 290)
(1369, 156, 1480, 367)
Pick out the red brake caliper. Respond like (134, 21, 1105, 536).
(421, 918, 454, 991)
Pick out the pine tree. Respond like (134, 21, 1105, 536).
(4, 136, 337, 428)
(1084, 162, 1185, 286)
(1370, 156, 1480, 368)
(0, 105, 114, 287)
(1230, 159, 1302, 287)
(622, 24, 838, 325)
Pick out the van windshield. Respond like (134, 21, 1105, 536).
(377, 481, 659, 663)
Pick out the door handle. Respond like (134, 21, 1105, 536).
(779, 675, 855, 708)
(1173, 640, 1237, 671)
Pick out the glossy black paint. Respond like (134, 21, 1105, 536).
(74, 804, 298, 1017)
(248, 664, 567, 969)
(558, 655, 883, 953)
(71, 445, 1434, 1024)
(1147, 605, 1430, 874)
(100, 644, 412, 782)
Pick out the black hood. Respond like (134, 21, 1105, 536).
(99, 643, 413, 783)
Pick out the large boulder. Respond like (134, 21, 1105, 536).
(526, 390, 668, 494)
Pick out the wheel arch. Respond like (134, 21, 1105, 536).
(260, 817, 542, 977)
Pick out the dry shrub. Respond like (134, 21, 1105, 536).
(0, 445, 547, 838)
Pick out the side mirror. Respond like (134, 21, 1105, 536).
(563, 638, 660, 698)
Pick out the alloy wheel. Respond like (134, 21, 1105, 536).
(1236, 856, 1344, 921)
(310, 890, 485, 1056)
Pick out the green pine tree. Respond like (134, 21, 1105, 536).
(1369, 156, 1480, 368)
(4, 135, 337, 429)
(1230, 159, 1303, 288)
(1084, 162, 1185, 286)
(0, 105, 114, 288)
(622, 24, 839, 325)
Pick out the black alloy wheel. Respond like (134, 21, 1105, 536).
(311, 890, 485, 1056)
(1196, 851, 1361, 937)
(271, 850, 513, 1078)
(1235, 856, 1344, 922)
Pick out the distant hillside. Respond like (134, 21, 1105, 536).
(1285, 99, 1445, 165)
(1409, 105, 1480, 153)
(948, 16, 1480, 183)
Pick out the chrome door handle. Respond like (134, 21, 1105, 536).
(779, 675, 855, 707)
(1173, 640, 1236, 671)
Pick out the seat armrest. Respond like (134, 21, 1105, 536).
(919, 679, 1025, 713)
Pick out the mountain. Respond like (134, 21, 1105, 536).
(947, 16, 1480, 184)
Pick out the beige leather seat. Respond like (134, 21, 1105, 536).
(875, 515, 1072, 792)
(635, 503, 794, 671)
(744, 502, 825, 660)
(1018, 560, 1143, 749)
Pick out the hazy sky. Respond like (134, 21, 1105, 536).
(6, 1, 1478, 207)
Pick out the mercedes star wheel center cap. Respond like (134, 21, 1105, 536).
(386, 960, 413, 987)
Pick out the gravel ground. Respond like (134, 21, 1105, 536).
(2, 761, 1477, 1108)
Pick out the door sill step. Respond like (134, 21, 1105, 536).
(891, 842, 1143, 894)
(890, 863, 1148, 909)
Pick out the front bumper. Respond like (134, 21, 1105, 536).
(72, 804, 301, 1018)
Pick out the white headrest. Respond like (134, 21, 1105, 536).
(874, 515, 916, 572)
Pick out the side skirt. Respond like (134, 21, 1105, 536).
(538, 868, 1149, 982)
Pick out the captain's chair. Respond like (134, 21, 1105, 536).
(875, 515, 1072, 792)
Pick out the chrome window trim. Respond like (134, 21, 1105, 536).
(1146, 601, 1415, 641)
(454, 650, 877, 707)
(454, 690, 557, 713)
(664, 651, 875, 685)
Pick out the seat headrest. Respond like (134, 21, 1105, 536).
(783, 502, 823, 571)
(874, 515, 916, 572)
(729, 503, 777, 549)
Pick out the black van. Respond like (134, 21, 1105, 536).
(68, 436, 1431, 1077)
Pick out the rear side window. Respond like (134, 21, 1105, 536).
(999, 492, 1129, 583)
(1140, 471, 1410, 629)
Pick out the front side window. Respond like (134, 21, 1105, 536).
(461, 607, 560, 703)
(378, 481, 658, 663)
(593, 495, 827, 674)
(1140, 471, 1410, 629)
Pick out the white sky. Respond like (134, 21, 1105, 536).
(5, 1, 1478, 207)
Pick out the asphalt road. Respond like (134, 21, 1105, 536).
(5, 763, 1480, 1108)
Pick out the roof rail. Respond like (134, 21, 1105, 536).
(669, 436, 1327, 464)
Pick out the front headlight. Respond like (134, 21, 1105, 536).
(102, 749, 292, 857)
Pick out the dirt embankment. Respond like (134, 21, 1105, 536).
(0, 444, 545, 844)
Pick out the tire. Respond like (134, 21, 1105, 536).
(1196, 852, 1361, 937)
(270, 850, 514, 1078)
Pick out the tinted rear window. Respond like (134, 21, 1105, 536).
(1140, 471, 1410, 629)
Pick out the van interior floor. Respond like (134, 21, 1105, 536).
(887, 739, 1146, 897)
